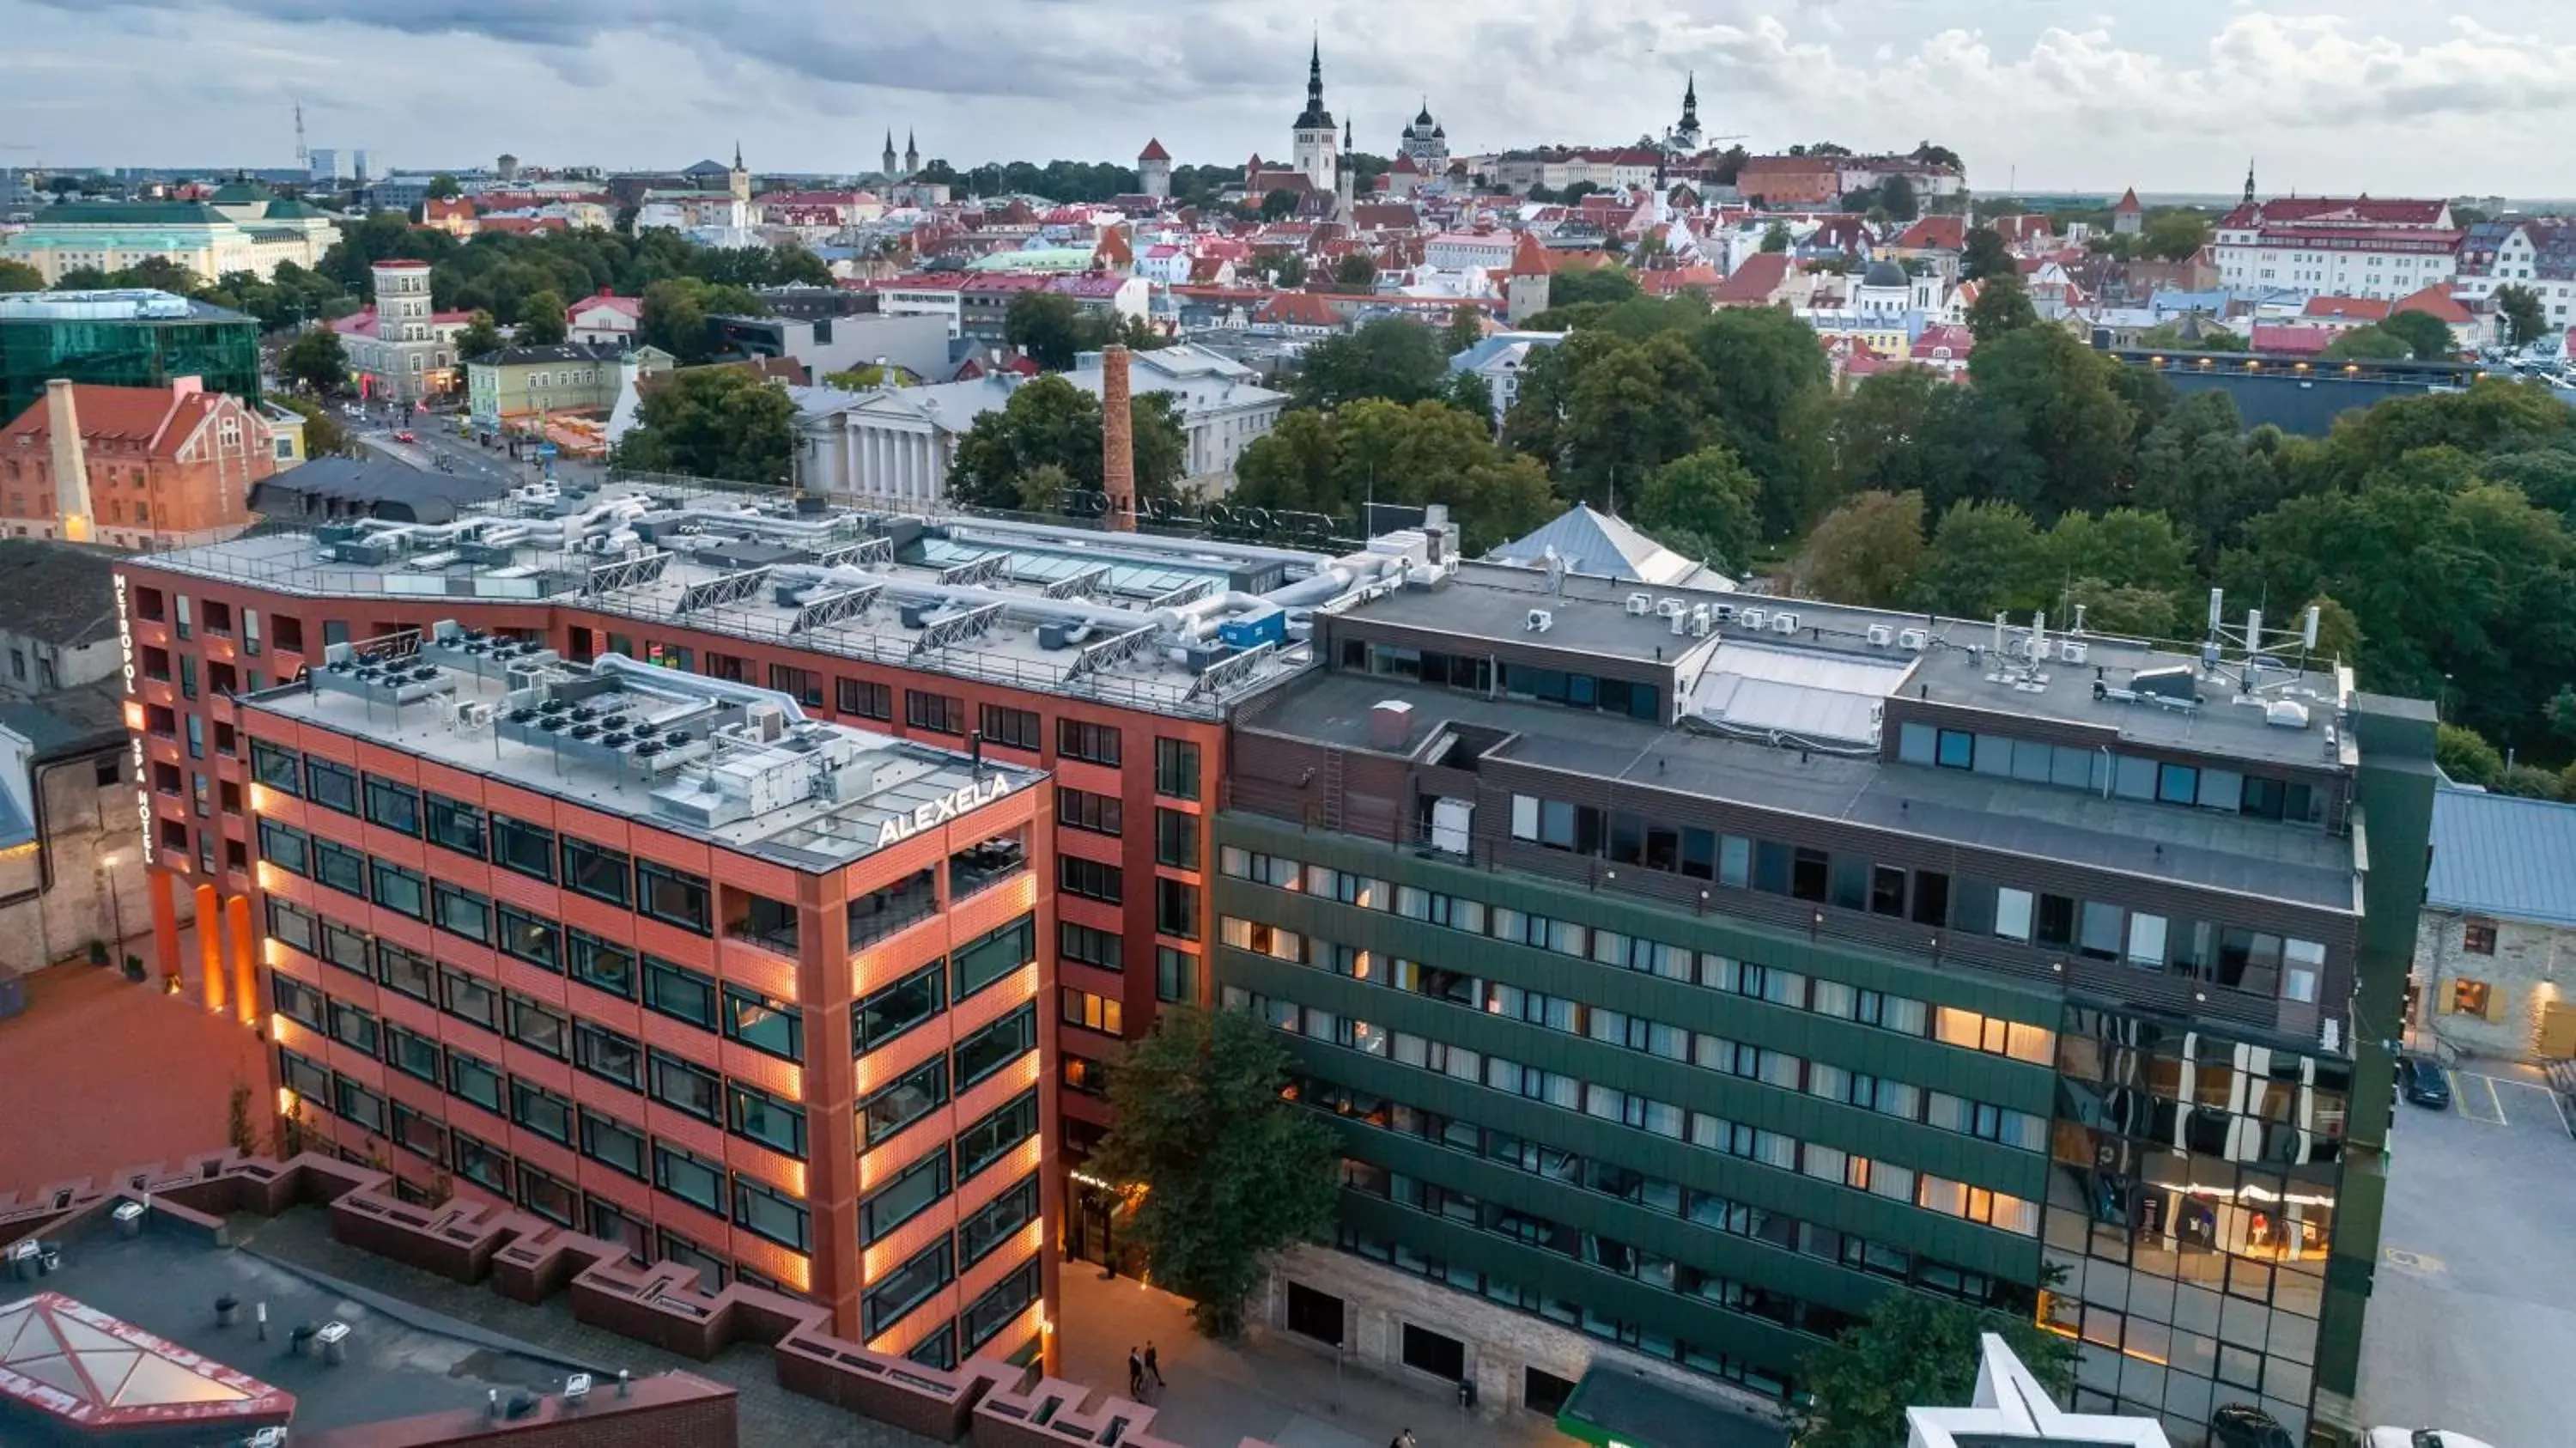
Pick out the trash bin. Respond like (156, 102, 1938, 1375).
(0, 972, 26, 1021)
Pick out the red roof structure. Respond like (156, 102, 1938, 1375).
(2249, 325, 2332, 356)
(1138, 138, 1171, 162)
(2112, 187, 2143, 216)
(2301, 296, 2391, 323)
(0, 1292, 295, 1434)
(1894, 216, 1965, 251)
(1710, 252, 1794, 307)
(2220, 197, 2450, 228)
(2392, 283, 2473, 325)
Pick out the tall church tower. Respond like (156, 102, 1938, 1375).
(728, 142, 750, 205)
(1674, 72, 1704, 152)
(1334, 119, 1356, 225)
(1291, 39, 1338, 193)
(882, 131, 898, 178)
(2243, 160, 2257, 204)
(905, 131, 920, 175)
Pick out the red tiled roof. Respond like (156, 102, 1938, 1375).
(422, 198, 474, 221)
(1737, 155, 1839, 176)
(1256, 291, 1341, 327)
(568, 292, 644, 321)
(1, 381, 240, 460)
(1896, 216, 1965, 250)
(1913, 323, 1976, 358)
(1639, 265, 1722, 297)
(1352, 203, 1420, 232)
(2301, 295, 2391, 322)
(2221, 197, 2449, 228)
(1711, 252, 1792, 304)
(374, 259, 431, 271)
(2113, 187, 2142, 215)
(1139, 137, 1171, 161)
(2392, 284, 2473, 325)
(2249, 325, 2332, 356)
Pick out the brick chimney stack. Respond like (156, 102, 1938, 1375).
(1100, 344, 1135, 532)
(44, 379, 94, 543)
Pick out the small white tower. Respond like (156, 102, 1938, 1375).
(1139, 138, 1172, 202)
(1290, 39, 1338, 193)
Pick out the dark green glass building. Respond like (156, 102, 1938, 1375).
(0, 290, 261, 424)
(1212, 563, 2429, 1448)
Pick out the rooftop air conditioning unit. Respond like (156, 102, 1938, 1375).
(1739, 608, 1766, 631)
(1625, 593, 1654, 616)
(1865, 624, 1894, 648)
(1771, 611, 1798, 635)
(2264, 699, 2312, 729)
(1897, 628, 1929, 652)
(1655, 598, 1686, 619)
(2059, 641, 2089, 666)
(1525, 609, 1553, 633)
(1688, 604, 1714, 636)
(2030, 638, 2056, 660)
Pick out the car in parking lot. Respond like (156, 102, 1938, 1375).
(2397, 1056, 2452, 1109)
(392, 430, 416, 443)
(2211, 1404, 2294, 1448)
(2368, 1429, 2500, 1448)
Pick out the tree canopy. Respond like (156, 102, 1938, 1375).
(281, 329, 349, 395)
(1088, 1006, 1340, 1337)
(636, 277, 767, 363)
(1792, 1282, 2077, 1448)
(612, 367, 796, 484)
(1232, 398, 1555, 552)
(1289, 316, 1453, 411)
(946, 374, 1188, 512)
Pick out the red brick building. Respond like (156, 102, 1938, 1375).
(2, 377, 275, 549)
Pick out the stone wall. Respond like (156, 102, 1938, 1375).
(2411, 905, 2576, 1061)
(0, 741, 163, 975)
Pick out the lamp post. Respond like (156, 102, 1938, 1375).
(98, 848, 129, 964)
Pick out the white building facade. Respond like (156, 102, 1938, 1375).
(2211, 198, 2459, 301)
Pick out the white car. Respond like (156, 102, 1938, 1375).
(2367, 1429, 2500, 1448)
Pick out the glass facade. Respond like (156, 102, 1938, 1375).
(0, 304, 262, 423)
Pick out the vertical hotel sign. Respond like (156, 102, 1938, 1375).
(113, 574, 154, 865)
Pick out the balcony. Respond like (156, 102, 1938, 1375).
(947, 835, 1028, 905)
(723, 891, 800, 959)
(848, 867, 936, 952)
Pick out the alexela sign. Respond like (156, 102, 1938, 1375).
(875, 775, 1013, 849)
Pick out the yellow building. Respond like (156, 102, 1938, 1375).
(1, 190, 342, 285)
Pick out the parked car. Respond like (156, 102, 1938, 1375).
(2212, 1404, 2294, 1448)
(2397, 1056, 2452, 1109)
(2367, 1430, 2500, 1448)
(392, 430, 416, 443)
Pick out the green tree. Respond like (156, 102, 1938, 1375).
(1875, 173, 1920, 222)
(613, 367, 796, 484)
(1443, 302, 1486, 356)
(52, 265, 113, 291)
(227, 1081, 258, 1158)
(1635, 446, 1760, 572)
(1547, 265, 1641, 310)
(2139, 210, 2209, 263)
(282, 328, 349, 395)
(947, 375, 1188, 510)
(636, 277, 763, 363)
(2325, 325, 2412, 362)
(1795, 490, 1926, 607)
(515, 289, 568, 346)
(1333, 252, 1377, 289)
(0, 259, 44, 293)
(2132, 319, 2247, 353)
(1911, 500, 2048, 619)
(1444, 369, 1495, 421)
(275, 396, 350, 459)
(1694, 306, 1836, 534)
(1791, 1287, 2077, 1448)
(1088, 1005, 1340, 1337)
(1959, 227, 2014, 282)
(2379, 309, 2458, 362)
(2495, 284, 2548, 348)
(1967, 274, 2038, 342)
(1233, 400, 1553, 551)
(109, 256, 200, 294)
(1013, 461, 1078, 515)
(426, 173, 463, 200)
(2500, 764, 2566, 800)
(1005, 290, 1092, 371)
(453, 310, 504, 363)
(2047, 508, 2194, 599)
(2133, 390, 2281, 568)
(1259, 188, 1300, 222)
(822, 362, 914, 389)
(1291, 316, 1450, 411)
(1759, 222, 1790, 253)
(2436, 723, 2506, 789)
(1968, 324, 2137, 519)
(1562, 332, 1716, 505)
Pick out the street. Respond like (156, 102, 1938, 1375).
(342, 399, 607, 490)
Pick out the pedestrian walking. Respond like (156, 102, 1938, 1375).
(1127, 1347, 1145, 1397)
(1144, 1340, 1163, 1389)
(1389, 1430, 1417, 1448)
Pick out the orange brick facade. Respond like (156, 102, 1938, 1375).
(1, 379, 274, 549)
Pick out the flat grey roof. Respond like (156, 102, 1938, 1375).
(1343, 565, 2358, 772)
(1247, 671, 2359, 910)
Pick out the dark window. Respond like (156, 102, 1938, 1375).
(962, 1256, 1037, 1350)
(1058, 718, 1121, 766)
(263, 897, 317, 957)
(1060, 921, 1122, 971)
(1059, 855, 1121, 903)
(1153, 738, 1201, 800)
(732, 1175, 811, 1250)
(517, 1164, 578, 1227)
(2036, 893, 2078, 949)
(490, 814, 556, 882)
(258, 819, 310, 876)
(328, 1000, 378, 1056)
(370, 861, 426, 919)
(1286, 1282, 1345, 1346)
(386, 1025, 440, 1082)
(906, 690, 964, 734)
(568, 928, 636, 999)
(312, 838, 365, 898)
(860, 1057, 947, 1147)
(954, 913, 1036, 1000)
(363, 776, 421, 836)
(574, 1020, 641, 1090)
(319, 921, 370, 976)
(865, 1239, 953, 1337)
(957, 1089, 1038, 1180)
(723, 986, 803, 1062)
(580, 1109, 647, 1178)
(497, 903, 560, 971)
(425, 793, 484, 857)
(561, 837, 631, 906)
(979, 703, 1041, 751)
(648, 1049, 722, 1122)
(507, 995, 568, 1058)
(1155, 876, 1200, 940)
(1155, 946, 1196, 1004)
(278, 1047, 330, 1098)
(510, 1078, 573, 1142)
(1911, 870, 1952, 928)
(726, 890, 798, 954)
(638, 861, 711, 934)
(251, 741, 302, 794)
(432, 881, 491, 943)
(960, 1175, 1040, 1266)
(272, 972, 326, 1029)
(2464, 921, 2499, 955)
(452, 1132, 510, 1194)
(767, 663, 823, 707)
(376, 941, 434, 1001)
(728, 1082, 808, 1158)
(1057, 787, 1123, 837)
(1154, 807, 1199, 870)
(908, 1324, 957, 1372)
(861, 1151, 951, 1243)
(836, 677, 891, 720)
(644, 957, 718, 1028)
(440, 968, 501, 1031)
(1789, 847, 1829, 903)
(392, 1099, 444, 1160)
(653, 1141, 724, 1210)
(848, 866, 937, 947)
(954, 1003, 1036, 1092)
(305, 758, 359, 815)
(446, 1049, 503, 1111)
(854, 963, 946, 1053)
(1401, 1323, 1466, 1381)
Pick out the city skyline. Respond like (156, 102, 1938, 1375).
(9, 1, 2576, 195)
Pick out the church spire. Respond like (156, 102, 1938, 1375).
(1307, 33, 1325, 116)
(2244, 159, 2257, 204)
(732, 139, 744, 170)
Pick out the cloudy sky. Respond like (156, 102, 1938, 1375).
(9, 0, 2575, 197)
